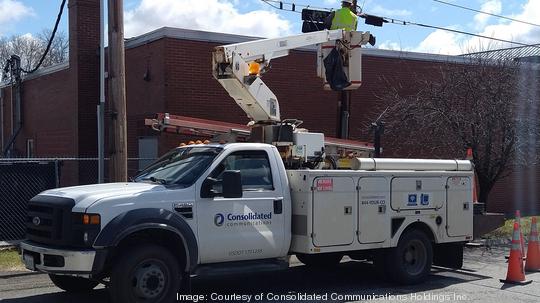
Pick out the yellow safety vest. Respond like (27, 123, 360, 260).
(330, 7, 358, 31)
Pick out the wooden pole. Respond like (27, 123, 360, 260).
(108, 0, 127, 182)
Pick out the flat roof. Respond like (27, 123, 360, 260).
(125, 27, 472, 64)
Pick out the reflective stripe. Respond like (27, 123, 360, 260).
(330, 8, 357, 31)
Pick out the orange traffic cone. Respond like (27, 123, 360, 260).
(506, 210, 526, 261)
(500, 222, 532, 285)
(525, 217, 540, 272)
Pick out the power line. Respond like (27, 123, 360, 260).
(21, 0, 67, 74)
(432, 0, 540, 28)
(377, 15, 540, 49)
(261, 0, 332, 13)
(260, 0, 540, 49)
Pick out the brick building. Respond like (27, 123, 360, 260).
(0, 0, 538, 214)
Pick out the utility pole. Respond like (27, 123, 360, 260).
(336, 0, 357, 139)
(108, 0, 128, 182)
(97, 0, 105, 183)
(337, 91, 350, 139)
(370, 107, 388, 158)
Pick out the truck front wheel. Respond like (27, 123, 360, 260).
(110, 244, 182, 303)
(48, 274, 99, 292)
(388, 230, 433, 284)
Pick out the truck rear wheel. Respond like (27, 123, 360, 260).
(388, 230, 433, 284)
(48, 274, 99, 292)
(296, 253, 343, 267)
(110, 244, 182, 303)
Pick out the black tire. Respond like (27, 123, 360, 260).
(110, 244, 182, 303)
(387, 230, 433, 285)
(296, 253, 343, 267)
(48, 274, 99, 293)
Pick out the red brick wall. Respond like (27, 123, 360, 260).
(488, 166, 540, 215)
(69, 0, 100, 159)
(125, 39, 167, 158)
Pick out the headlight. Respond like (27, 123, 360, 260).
(72, 213, 101, 247)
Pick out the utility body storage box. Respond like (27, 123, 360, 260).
(287, 168, 474, 255)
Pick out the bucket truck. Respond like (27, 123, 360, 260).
(20, 30, 473, 303)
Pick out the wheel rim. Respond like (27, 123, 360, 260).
(131, 258, 169, 300)
(402, 239, 427, 276)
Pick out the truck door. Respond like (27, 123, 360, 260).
(196, 150, 285, 263)
(357, 177, 389, 243)
(446, 177, 473, 237)
(312, 177, 356, 247)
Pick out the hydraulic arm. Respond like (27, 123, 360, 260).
(212, 29, 372, 124)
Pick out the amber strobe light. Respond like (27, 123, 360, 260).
(248, 62, 260, 75)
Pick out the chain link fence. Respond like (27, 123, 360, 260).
(0, 158, 156, 242)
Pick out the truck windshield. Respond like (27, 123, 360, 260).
(134, 146, 222, 187)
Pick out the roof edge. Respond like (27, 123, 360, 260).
(125, 27, 470, 63)
(0, 61, 69, 89)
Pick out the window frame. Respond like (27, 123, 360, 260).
(209, 150, 275, 192)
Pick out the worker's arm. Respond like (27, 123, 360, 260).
(324, 11, 335, 30)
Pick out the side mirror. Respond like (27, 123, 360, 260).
(222, 170, 242, 198)
(201, 177, 216, 198)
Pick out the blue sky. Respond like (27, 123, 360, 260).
(1, 0, 538, 55)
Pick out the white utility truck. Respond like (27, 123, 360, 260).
(20, 29, 474, 303)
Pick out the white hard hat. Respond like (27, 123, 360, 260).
(342, 0, 353, 4)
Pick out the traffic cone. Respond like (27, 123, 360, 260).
(525, 217, 540, 272)
(500, 222, 532, 285)
(507, 210, 525, 259)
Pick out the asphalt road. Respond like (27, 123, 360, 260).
(1, 246, 540, 303)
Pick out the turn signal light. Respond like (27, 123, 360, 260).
(83, 214, 101, 225)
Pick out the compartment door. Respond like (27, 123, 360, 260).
(446, 177, 473, 237)
(312, 177, 356, 247)
(358, 177, 389, 243)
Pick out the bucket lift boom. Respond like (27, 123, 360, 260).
(212, 29, 372, 124)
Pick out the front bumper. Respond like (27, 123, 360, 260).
(20, 241, 98, 277)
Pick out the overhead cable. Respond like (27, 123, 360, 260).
(21, 0, 67, 74)
(432, 0, 540, 28)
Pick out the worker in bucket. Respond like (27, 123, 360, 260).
(325, 0, 358, 31)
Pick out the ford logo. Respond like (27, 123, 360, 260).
(214, 214, 224, 227)
(32, 216, 41, 226)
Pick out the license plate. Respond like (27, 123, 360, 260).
(23, 253, 36, 271)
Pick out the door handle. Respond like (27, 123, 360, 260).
(273, 199, 283, 214)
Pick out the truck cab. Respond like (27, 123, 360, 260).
(21, 143, 292, 302)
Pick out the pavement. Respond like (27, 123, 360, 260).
(1, 246, 540, 303)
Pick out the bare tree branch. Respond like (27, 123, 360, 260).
(369, 56, 540, 205)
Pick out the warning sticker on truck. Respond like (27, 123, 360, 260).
(316, 178, 333, 191)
